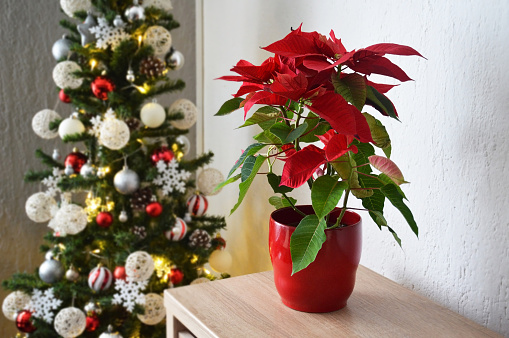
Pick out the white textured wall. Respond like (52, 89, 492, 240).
(0, 0, 196, 335)
(202, 0, 509, 336)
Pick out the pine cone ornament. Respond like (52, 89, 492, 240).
(125, 117, 141, 131)
(132, 225, 147, 239)
(188, 229, 211, 249)
(130, 187, 153, 210)
(139, 56, 165, 78)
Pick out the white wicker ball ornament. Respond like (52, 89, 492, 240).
(125, 251, 154, 282)
(197, 168, 224, 196)
(2, 291, 31, 321)
(53, 61, 83, 89)
(140, 102, 166, 128)
(58, 116, 85, 139)
(190, 277, 210, 285)
(32, 109, 61, 139)
(88, 266, 113, 292)
(99, 118, 130, 150)
(209, 249, 233, 273)
(143, 26, 172, 56)
(136, 293, 165, 325)
(60, 0, 92, 18)
(52, 204, 88, 236)
(54, 307, 87, 338)
(142, 0, 173, 11)
(168, 99, 198, 130)
(25, 192, 58, 223)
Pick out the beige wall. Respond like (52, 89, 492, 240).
(0, 1, 195, 334)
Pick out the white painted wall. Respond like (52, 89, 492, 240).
(201, 0, 509, 335)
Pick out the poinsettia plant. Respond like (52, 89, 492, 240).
(216, 25, 423, 274)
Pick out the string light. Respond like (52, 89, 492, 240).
(153, 256, 171, 278)
(134, 83, 150, 94)
(190, 255, 198, 264)
(90, 59, 98, 70)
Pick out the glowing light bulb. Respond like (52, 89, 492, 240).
(90, 59, 98, 70)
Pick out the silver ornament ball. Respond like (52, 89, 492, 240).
(45, 250, 56, 261)
(167, 50, 185, 70)
(119, 210, 128, 223)
(84, 301, 102, 315)
(125, 4, 145, 22)
(80, 161, 96, 178)
(39, 259, 65, 284)
(65, 164, 75, 176)
(114, 167, 140, 195)
(113, 14, 126, 28)
(52, 35, 73, 61)
(126, 69, 135, 83)
(52, 149, 61, 161)
(65, 267, 80, 282)
(176, 135, 191, 156)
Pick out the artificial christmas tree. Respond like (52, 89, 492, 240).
(2, 1, 229, 337)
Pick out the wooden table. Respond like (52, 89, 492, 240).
(164, 266, 501, 338)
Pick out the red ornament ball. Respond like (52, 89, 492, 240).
(64, 151, 88, 174)
(85, 314, 100, 332)
(91, 76, 115, 100)
(96, 211, 114, 228)
(168, 268, 184, 285)
(215, 236, 227, 250)
(59, 88, 71, 103)
(146, 201, 163, 217)
(113, 266, 126, 280)
(16, 310, 36, 333)
(151, 146, 175, 165)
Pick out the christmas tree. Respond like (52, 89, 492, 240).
(1, 1, 231, 337)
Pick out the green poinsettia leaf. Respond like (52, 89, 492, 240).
(380, 183, 418, 237)
(268, 195, 297, 209)
(253, 129, 281, 144)
(231, 155, 266, 214)
(227, 143, 266, 178)
(311, 176, 348, 219)
(366, 86, 398, 120)
(332, 73, 367, 111)
(238, 112, 279, 129)
(267, 173, 293, 194)
(290, 215, 327, 275)
(362, 112, 391, 150)
(214, 173, 241, 193)
(299, 114, 329, 143)
(285, 122, 308, 144)
(269, 122, 292, 143)
(256, 106, 280, 114)
(215, 97, 244, 116)
(383, 144, 392, 158)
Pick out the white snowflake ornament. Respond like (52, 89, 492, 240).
(41, 167, 64, 198)
(90, 17, 131, 50)
(111, 277, 148, 312)
(26, 288, 63, 323)
(153, 159, 191, 195)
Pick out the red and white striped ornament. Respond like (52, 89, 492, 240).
(88, 266, 113, 292)
(186, 193, 208, 216)
(164, 217, 187, 241)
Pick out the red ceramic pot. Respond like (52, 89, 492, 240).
(269, 205, 362, 312)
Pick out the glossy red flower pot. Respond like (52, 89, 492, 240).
(269, 205, 362, 312)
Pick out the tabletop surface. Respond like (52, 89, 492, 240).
(164, 266, 501, 338)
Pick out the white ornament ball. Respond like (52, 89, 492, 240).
(197, 168, 224, 196)
(60, 0, 92, 18)
(58, 116, 85, 139)
(53, 61, 83, 89)
(65, 267, 80, 282)
(52, 204, 88, 235)
(167, 50, 184, 70)
(25, 192, 58, 223)
(190, 277, 210, 285)
(99, 325, 123, 338)
(54, 307, 87, 338)
(168, 99, 198, 130)
(209, 250, 233, 273)
(99, 118, 130, 150)
(88, 266, 113, 292)
(80, 161, 96, 178)
(32, 109, 61, 139)
(164, 217, 187, 241)
(140, 102, 166, 128)
(143, 26, 172, 56)
(142, 0, 173, 11)
(119, 210, 128, 223)
(137, 293, 165, 325)
(2, 291, 31, 321)
(125, 251, 154, 282)
(113, 167, 140, 195)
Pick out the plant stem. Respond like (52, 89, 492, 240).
(282, 193, 306, 216)
(330, 188, 350, 229)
